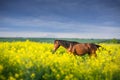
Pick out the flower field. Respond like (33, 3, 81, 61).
(0, 40, 120, 80)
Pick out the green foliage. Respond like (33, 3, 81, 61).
(0, 37, 106, 43)
(109, 38, 120, 43)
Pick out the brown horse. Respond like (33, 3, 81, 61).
(53, 40, 101, 57)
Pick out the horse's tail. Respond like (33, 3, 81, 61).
(95, 44, 107, 51)
(95, 44, 101, 48)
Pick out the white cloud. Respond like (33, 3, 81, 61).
(0, 31, 119, 39)
(1, 17, 120, 39)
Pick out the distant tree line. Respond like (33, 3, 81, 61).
(105, 38, 120, 43)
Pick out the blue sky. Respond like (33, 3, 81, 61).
(0, 0, 120, 39)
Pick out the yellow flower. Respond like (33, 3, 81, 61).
(8, 76, 16, 80)
(0, 65, 3, 73)
(56, 74, 60, 79)
(15, 73, 19, 78)
(0, 41, 120, 80)
(31, 73, 35, 79)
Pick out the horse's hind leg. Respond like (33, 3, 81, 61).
(89, 50, 97, 58)
(92, 53, 97, 57)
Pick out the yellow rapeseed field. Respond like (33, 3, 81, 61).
(0, 40, 120, 80)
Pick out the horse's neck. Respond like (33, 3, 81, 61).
(59, 40, 78, 49)
(60, 42, 70, 49)
(62, 42, 76, 52)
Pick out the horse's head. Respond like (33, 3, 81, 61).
(52, 40, 60, 53)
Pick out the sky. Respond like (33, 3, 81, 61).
(0, 0, 120, 39)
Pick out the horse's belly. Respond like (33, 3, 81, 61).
(74, 45, 89, 55)
(75, 48, 87, 55)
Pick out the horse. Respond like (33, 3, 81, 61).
(53, 40, 101, 57)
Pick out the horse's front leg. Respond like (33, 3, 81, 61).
(67, 48, 72, 52)
(68, 43, 73, 52)
(67, 45, 75, 55)
(67, 48, 72, 54)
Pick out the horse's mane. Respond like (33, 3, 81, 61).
(54, 40, 79, 48)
